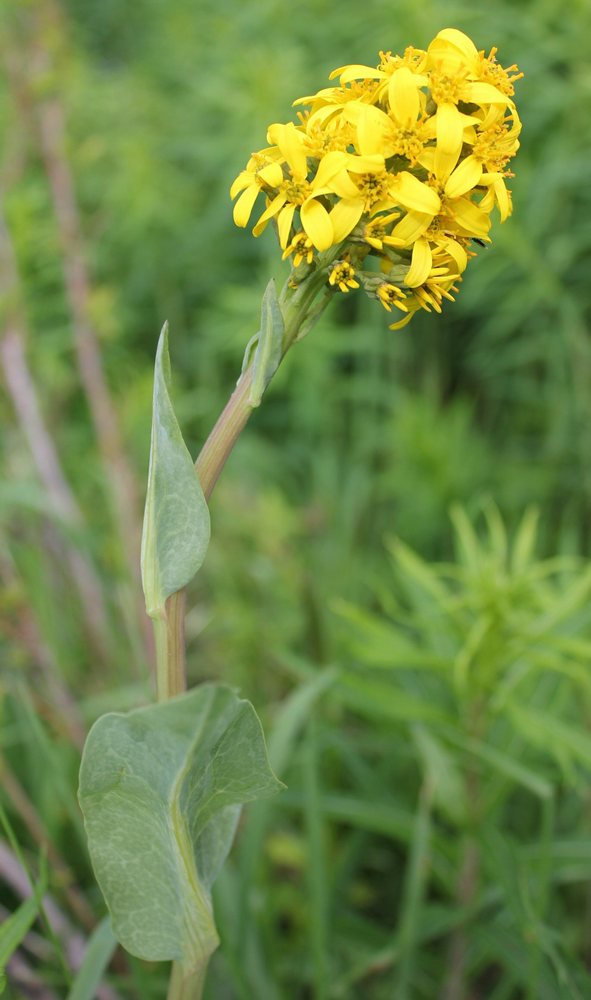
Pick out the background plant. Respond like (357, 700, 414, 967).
(1, 0, 591, 997)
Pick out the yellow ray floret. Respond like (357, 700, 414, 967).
(231, 27, 521, 329)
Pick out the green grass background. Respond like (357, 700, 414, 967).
(2, 0, 591, 996)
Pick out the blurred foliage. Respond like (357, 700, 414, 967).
(1, 0, 591, 996)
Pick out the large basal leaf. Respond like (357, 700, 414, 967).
(78, 684, 283, 975)
(141, 324, 210, 618)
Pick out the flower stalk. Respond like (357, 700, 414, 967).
(155, 268, 335, 999)
(154, 366, 255, 703)
(154, 259, 338, 704)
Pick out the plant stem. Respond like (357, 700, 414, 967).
(155, 365, 256, 702)
(303, 712, 329, 1000)
(195, 366, 255, 502)
(167, 958, 207, 1000)
(443, 704, 483, 1000)
(154, 349, 258, 1000)
(157, 275, 332, 999)
(155, 591, 188, 701)
(395, 777, 434, 999)
(156, 268, 335, 703)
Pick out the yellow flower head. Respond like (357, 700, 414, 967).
(328, 256, 360, 293)
(231, 28, 521, 329)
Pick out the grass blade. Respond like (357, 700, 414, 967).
(66, 917, 117, 1000)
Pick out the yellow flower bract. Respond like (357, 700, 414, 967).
(230, 28, 522, 328)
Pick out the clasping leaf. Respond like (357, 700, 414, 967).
(79, 684, 283, 975)
(248, 279, 284, 407)
(141, 324, 210, 618)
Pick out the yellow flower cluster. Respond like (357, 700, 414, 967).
(231, 28, 522, 328)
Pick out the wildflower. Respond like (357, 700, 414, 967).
(282, 232, 315, 267)
(329, 257, 360, 293)
(389, 246, 462, 329)
(230, 151, 284, 229)
(231, 27, 521, 329)
(361, 211, 401, 251)
(376, 282, 409, 313)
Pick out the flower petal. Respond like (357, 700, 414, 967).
(232, 184, 260, 227)
(230, 170, 253, 199)
(301, 198, 334, 250)
(389, 309, 416, 330)
(307, 105, 341, 129)
(496, 181, 511, 222)
(258, 162, 284, 188)
(267, 122, 307, 178)
(417, 148, 436, 173)
(436, 103, 465, 156)
(481, 173, 511, 221)
(436, 28, 479, 61)
(389, 67, 421, 125)
(449, 197, 491, 238)
(343, 152, 385, 174)
(442, 238, 468, 273)
(312, 151, 350, 189)
(387, 211, 432, 247)
(295, 86, 341, 105)
(314, 167, 359, 200)
(427, 38, 472, 75)
(252, 216, 270, 237)
(277, 203, 297, 248)
(329, 199, 364, 243)
(392, 172, 440, 215)
(434, 103, 466, 180)
(256, 191, 288, 227)
(445, 155, 483, 198)
(342, 102, 393, 157)
(329, 64, 387, 83)
(405, 238, 433, 287)
(479, 188, 495, 214)
(464, 82, 512, 106)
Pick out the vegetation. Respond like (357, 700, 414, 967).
(1, 0, 591, 997)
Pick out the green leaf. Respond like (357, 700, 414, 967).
(141, 324, 210, 618)
(509, 704, 591, 773)
(248, 279, 284, 407)
(511, 506, 540, 573)
(78, 684, 283, 976)
(267, 668, 336, 774)
(337, 672, 450, 724)
(449, 503, 483, 572)
(413, 726, 467, 823)
(66, 917, 117, 1000)
(439, 724, 553, 799)
(0, 864, 46, 978)
(240, 331, 259, 376)
(387, 537, 452, 608)
(334, 599, 449, 671)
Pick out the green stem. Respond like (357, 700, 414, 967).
(157, 272, 333, 999)
(156, 363, 257, 705)
(155, 590, 187, 701)
(444, 702, 484, 1000)
(195, 366, 256, 503)
(394, 777, 434, 999)
(303, 711, 328, 1000)
(167, 957, 208, 1000)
